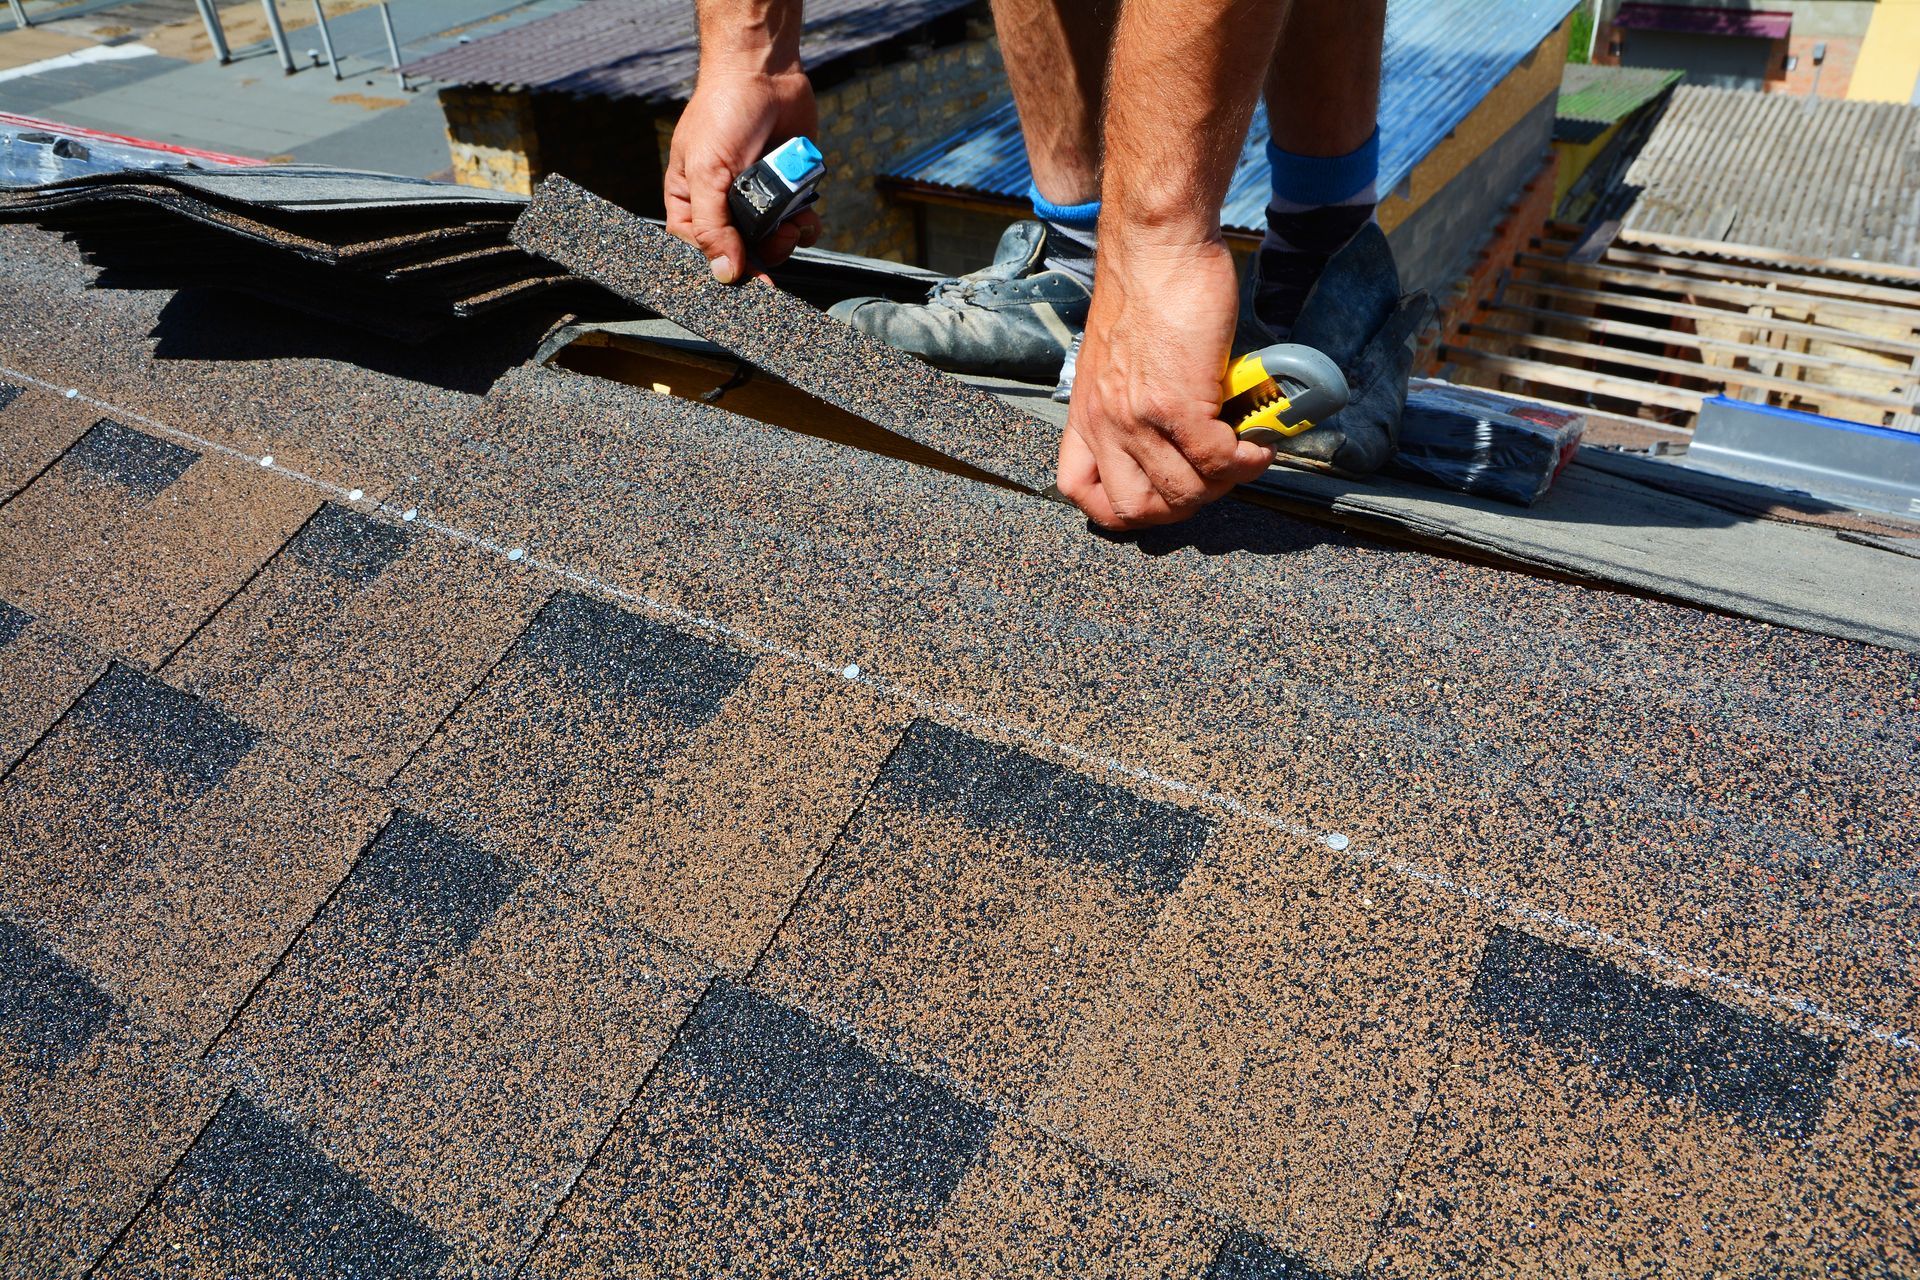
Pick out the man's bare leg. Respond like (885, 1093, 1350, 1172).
(1264, 0, 1385, 159)
(826, 0, 1120, 385)
(990, 0, 1119, 206)
(1251, 0, 1388, 333)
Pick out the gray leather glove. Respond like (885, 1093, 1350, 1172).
(1274, 223, 1435, 477)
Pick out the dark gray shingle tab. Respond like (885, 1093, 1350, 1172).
(0, 599, 30, 648)
(175, 1094, 450, 1280)
(73, 663, 259, 789)
(286, 503, 412, 586)
(355, 810, 529, 955)
(64, 419, 199, 499)
(876, 718, 1212, 896)
(518, 590, 757, 721)
(672, 979, 993, 1214)
(1470, 925, 1845, 1140)
(0, 919, 119, 1075)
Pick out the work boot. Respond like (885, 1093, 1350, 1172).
(827, 221, 1090, 385)
(1236, 223, 1433, 477)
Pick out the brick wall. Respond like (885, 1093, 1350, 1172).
(1416, 151, 1561, 376)
(1773, 33, 1860, 95)
(438, 25, 1008, 260)
(811, 29, 1007, 262)
(920, 201, 1017, 275)
(441, 87, 541, 196)
(441, 88, 659, 207)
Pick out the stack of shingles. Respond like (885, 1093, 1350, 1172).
(0, 166, 601, 340)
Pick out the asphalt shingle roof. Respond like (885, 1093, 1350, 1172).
(402, 0, 976, 103)
(0, 216, 1917, 1276)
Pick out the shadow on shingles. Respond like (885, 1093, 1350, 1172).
(1109, 498, 1347, 560)
(144, 290, 559, 396)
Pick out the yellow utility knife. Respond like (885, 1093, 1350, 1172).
(1219, 343, 1349, 448)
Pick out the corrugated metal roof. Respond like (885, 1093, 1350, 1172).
(1555, 63, 1682, 142)
(1622, 84, 1920, 271)
(888, 0, 1578, 234)
(404, 0, 974, 102)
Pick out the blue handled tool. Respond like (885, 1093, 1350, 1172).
(728, 136, 825, 244)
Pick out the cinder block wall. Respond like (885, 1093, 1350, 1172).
(1416, 152, 1561, 376)
(811, 26, 1006, 262)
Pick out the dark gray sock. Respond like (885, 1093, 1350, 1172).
(1042, 220, 1097, 290)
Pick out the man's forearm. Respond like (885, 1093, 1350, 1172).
(697, 0, 806, 74)
(1100, 0, 1291, 248)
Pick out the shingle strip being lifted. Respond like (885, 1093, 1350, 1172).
(511, 175, 1058, 494)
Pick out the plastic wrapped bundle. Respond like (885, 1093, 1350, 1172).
(1388, 381, 1586, 506)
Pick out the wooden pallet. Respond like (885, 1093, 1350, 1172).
(1441, 232, 1920, 430)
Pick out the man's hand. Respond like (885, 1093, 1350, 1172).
(666, 70, 821, 284)
(1054, 0, 1298, 528)
(1056, 236, 1273, 529)
(666, 0, 819, 285)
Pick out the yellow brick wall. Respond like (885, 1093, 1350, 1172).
(1849, 0, 1920, 102)
(440, 87, 540, 196)
(439, 31, 1008, 259)
(811, 33, 1007, 262)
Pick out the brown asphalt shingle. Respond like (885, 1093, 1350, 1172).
(0, 381, 94, 503)
(0, 664, 382, 1275)
(907, 1119, 1220, 1277)
(1032, 818, 1486, 1272)
(521, 978, 994, 1278)
(1, 916, 223, 1277)
(0, 417, 318, 670)
(0, 219, 1915, 1275)
(394, 589, 758, 870)
(166, 500, 552, 786)
(1373, 950, 1837, 1274)
(579, 659, 910, 973)
(96, 1092, 452, 1279)
(0, 600, 104, 772)
(199, 811, 709, 1274)
(0, 664, 386, 1047)
(757, 717, 1214, 1109)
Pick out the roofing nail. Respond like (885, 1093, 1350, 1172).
(1325, 832, 1350, 851)
(63, 388, 78, 399)
(348, 488, 364, 502)
(842, 663, 860, 680)
(507, 547, 524, 562)
(259, 455, 274, 467)
(402, 508, 417, 521)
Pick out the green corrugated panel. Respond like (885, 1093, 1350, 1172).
(1556, 63, 1684, 136)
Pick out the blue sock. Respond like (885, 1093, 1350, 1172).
(1256, 130, 1380, 334)
(1028, 184, 1099, 289)
(1266, 128, 1380, 213)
